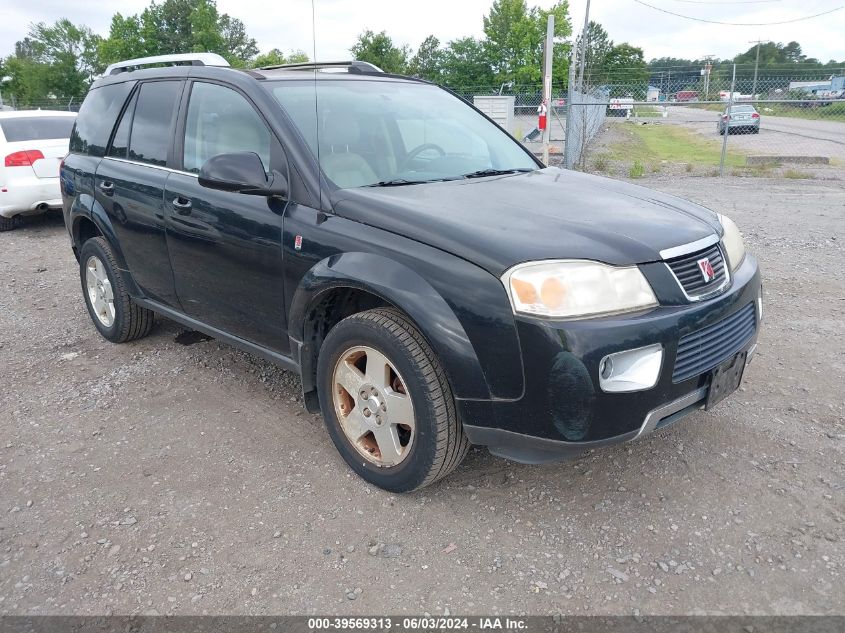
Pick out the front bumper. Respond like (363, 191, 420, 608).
(460, 253, 762, 463)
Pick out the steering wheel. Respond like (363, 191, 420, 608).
(400, 143, 446, 170)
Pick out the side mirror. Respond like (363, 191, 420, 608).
(198, 151, 287, 197)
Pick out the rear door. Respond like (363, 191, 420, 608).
(164, 80, 288, 351)
(95, 80, 183, 307)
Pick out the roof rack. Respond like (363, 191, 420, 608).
(257, 60, 384, 74)
(104, 53, 230, 76)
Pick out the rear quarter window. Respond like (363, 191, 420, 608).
(70, 81, 136, 157)
(0, 117, 76, 142)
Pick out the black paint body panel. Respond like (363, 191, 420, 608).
(60, 63, 763, 460)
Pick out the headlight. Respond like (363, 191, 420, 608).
(719, 213, 746, 271)
(502, 260, 658, 319)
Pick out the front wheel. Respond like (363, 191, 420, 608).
(317, 308, 469, 492)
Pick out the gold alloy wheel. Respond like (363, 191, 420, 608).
(331, 345, 416, 467)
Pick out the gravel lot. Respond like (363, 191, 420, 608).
(1, 176, 843, 617)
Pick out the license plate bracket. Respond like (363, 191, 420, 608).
(705, 351, 747, 410)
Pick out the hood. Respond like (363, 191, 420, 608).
(332, 167, 722, 276)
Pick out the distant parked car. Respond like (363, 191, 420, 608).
(718, 104, 760, 135)
(675, 90, 699, 103)
(0, 110, 76, 230)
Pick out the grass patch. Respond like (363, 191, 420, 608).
(628, 161, 645, 178)
(592, 155, 611, 172)
(759, 101, 845, 122)
(606, 122, 747, 168)
(632, 105, 662, 118)
(783, 168, 814, 179)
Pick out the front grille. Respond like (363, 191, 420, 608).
(673, 303, 756, 382)
(666, 243, 727, 298)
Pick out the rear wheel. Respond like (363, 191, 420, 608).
(317, 308, 469, 492)
(79, 237, 154, 343)
(0, 215, 22, 232)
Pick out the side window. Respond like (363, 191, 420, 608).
(183, 82, 271, 174)
(69, 81, 135, 157)
(107, 91, 138, 159)
(128, 81, 181, 167)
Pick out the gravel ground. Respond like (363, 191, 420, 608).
(1, 177, 843, 617)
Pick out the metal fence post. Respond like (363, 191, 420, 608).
(719, 64, 736, 177)
(563, 52, 577, 169)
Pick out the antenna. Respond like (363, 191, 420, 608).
(312, 0, 322, 211)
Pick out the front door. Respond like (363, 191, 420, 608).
(164, 80, 288, 352)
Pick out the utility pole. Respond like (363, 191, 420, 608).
(719, 64, 736, 178)
(563, 40, 577, 169)
(701, 56, 715, 100)
(575, 0, 591, 93)
(541, 14, 555, 165)
(749, 40, 769, 100)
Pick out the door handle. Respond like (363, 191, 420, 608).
(172, 196, 193, 215)
(98, 181, 114, 196)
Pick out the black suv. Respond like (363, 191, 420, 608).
(61, 55, 762, 492)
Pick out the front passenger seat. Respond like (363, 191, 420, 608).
(320, 112, 377, 188)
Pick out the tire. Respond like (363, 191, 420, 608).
(317, 307, 469, 492)
(0, 215, 22, 232)
(79, 237, 154, 343)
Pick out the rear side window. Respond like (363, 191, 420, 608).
(128, 81, 181, 167)
(0, 117, 76, 142)
(70, 81, 135, 157)
(107, 92, 138, 160)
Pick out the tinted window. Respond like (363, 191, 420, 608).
(0, 116, 76, 142)
(270, 80, 536, 188)
(107, 92, 137, 159)
(69, 81, 135, 156)
(183, 82, 271, 173)
(128, 81, 181, 167)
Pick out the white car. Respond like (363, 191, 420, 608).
(0, 110, 76, 231)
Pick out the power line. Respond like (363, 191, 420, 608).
(631, 0, 845, 25)
(668, 0, 782, 4)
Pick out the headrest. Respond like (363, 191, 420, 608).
(323, 111, 361, 148)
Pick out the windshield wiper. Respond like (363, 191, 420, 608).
(461, 168, 534, 179)
(366, 178, 422, 187)
(366, 177, 455, 187)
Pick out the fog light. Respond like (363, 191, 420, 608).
(756, 294, 763, 323)
(598, 343, 664, 393)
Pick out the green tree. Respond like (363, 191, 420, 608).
(439, 37, 495, 88)
(482, 0, 571, 85)
(601, 43, 648, 93)
(98, 14, 145, 66)
(350, 30, 409, 74)
(408, 35, 444, 81)
(251, 49, 309, 68)
(99, 0, 257, 65)
(17, 19, 101, 101)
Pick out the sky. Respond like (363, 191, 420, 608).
(1, 0, 843, 66)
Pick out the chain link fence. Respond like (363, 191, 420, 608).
(452, 68, 845, 180)
(0, 96, 83, 112)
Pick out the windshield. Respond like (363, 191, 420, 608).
(729, 105, 755, 113)
(269, 79, 537, 189)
